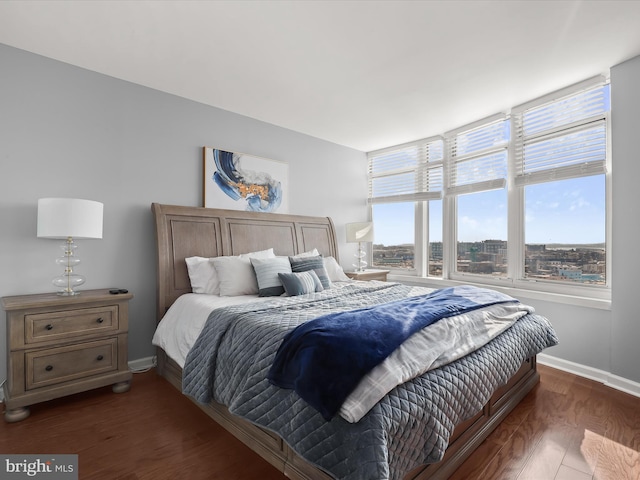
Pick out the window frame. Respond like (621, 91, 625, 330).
(508, 77, 611, 300)
(368, 136, 444, 276)
(444, 114, 510, 282)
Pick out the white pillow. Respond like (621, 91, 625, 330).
(186, 248, 275, 295)
(323, 256, 351, 282)
(289, 248, 319, 259)
(238, 248, 275, 260)
(212, 249, 276, 296)
(185, 256, 219, 294)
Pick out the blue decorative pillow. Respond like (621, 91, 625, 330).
(251, 257, 292, 297)
(278, 271, 324, 296)
(289, 255, 332, 289)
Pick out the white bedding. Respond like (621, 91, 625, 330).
(152, 293, 269, 367)
(153, 283, 534, 423)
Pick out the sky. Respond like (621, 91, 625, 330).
(373, 174, 606, 246)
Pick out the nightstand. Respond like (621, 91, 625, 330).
(2, 289, 133, 422)
(345, 269, 390, 282)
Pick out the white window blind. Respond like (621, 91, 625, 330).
(368, 137, 444, 204)
(513, 78, 609, 186)
(446, 115, 509, 195)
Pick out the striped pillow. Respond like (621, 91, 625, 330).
(251, 257, 292, 297)
(289, 255, 332, 289)
(278, 271, 324, 296)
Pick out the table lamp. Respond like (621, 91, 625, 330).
(345, 222, 374, 272)
(37, 198, 104, 295)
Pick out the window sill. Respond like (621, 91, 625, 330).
(388, 274, 611, 311)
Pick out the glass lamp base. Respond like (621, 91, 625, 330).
(51, 237, 86, 295)
(352, 242, 368, 272)
(52, 274, 86, 296)
(57, 290, 81, 296)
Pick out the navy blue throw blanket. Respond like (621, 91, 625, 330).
(267, 285, 518, 421)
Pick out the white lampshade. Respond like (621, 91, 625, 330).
(345, 222, 374, 243)
(37, 198, 103, 239)
(37, 198, 103, 296)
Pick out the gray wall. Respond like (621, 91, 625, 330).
(0, 44, 368, 378)
(610, 55, 640, 384)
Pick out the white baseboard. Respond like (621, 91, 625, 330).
(128, 356, 157, 373)
(537, 353, 640, 398)
(605, 373, 640, 399)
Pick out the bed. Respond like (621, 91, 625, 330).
(151, 202, 558, 480)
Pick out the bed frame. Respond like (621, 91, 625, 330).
(152, 202, 539, 480)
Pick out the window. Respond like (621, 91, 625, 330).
(513, 81, 609, 286)
(446, 116, 510, 278)
(372, 202, 415, 270)
(524, 176, 606, 284)
(367, 76, 610, 298)
(456, 190, 508, 276)
(427, 200, 443, 276)
(368, 138, 443, 274)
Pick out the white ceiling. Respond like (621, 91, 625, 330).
(1, 1, 640, 152)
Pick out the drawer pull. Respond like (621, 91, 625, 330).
(46, 324, 54, 331)
(96, 317, 104, 324)
(45, 365, 53, 372)
(97, 355, 104, 361)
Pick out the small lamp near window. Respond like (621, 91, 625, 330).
(37, 198, 104, 296)
(346, 222, 374, 272)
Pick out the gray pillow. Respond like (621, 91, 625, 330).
(289, 255, 332, 289)
(278, 270, 324, 296)
(251, 257, 292, 297)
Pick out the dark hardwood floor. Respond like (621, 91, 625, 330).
(0, 369, 284, 480)
(1, 364, 638, 479)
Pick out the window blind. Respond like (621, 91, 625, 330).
(513, 79, 609, 186)
(368, 137, 444, 204)
(446, 116, 509, 195)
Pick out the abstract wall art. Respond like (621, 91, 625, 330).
(203, 147, 288, 213)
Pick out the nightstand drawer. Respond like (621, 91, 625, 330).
(25, 306, 118, 344)
(26, 338, 118, 390)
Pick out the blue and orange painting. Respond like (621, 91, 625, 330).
(204, 148, 286, 213)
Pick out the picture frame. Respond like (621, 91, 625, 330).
(203, 147, 289, 213)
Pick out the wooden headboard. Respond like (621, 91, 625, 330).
(151, 203, 339, 321)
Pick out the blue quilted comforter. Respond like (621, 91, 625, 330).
(182, 283, 558, 480)
(268, 285, 518, 420)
